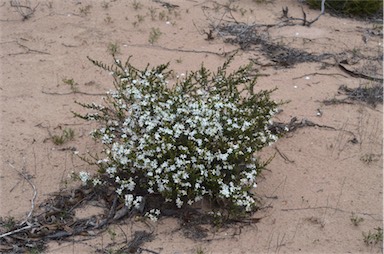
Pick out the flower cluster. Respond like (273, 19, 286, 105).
(76, 56, 280, 218)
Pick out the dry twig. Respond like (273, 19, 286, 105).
(10, 0, 39, 20)
(8, 161, 37, 225)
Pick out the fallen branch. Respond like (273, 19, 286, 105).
(0, 224, 35, 239)
(8, 41, 50, 56)
(41, 90, 105, 96)
(281, 206, 381, 221)
(274, 147, 295, 163)
(269, 117, 357, 141)
(125, 43, 234, 57)
(338, 63, 383, 82)
(8, 161, 37, 225)
(293, 72, 349, 80)
(306, 0, 326, 26)
(282, 0, 326, 27)
(10, 0, 39, 21)
(323, 84, 383, 108)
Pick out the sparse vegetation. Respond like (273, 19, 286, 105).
(350, 213, 364, 226)
(107, 228, 117, 242)
(360, 153, 380, 165)
(62, 78, 79, 92)
(196, 247, 206, 254)
(175, 57, 183, 64)
(0, 217, 16, 231)
(363, 227, 383, 246)
(148, 27, 162, 44)
(159, 10, 167, 21)
(306, 0, 383, 18)
(79, 4, 92, 16)
(132, 0, 142, 10)
(104, 15, 113, 24)
(107, 42, 120, 56)
(339, 84, 383, 107)
(52, 128, 75, 145)
(239, 8, 247, 16)
(101, 1, 109, 9)
(133, 14, 145, 26)
(148, 7, 157, 21)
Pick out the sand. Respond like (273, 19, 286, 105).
(0, 0, 382, 253)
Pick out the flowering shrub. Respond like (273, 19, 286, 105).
(74, 55, 280, 220)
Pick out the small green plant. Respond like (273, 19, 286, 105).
(137, 14, 145, 22)
(172, 9, 181, 19)
(104, 15, 113, 24)
(0, 216, 16, 230)
(132, 0, 142, 10)
(213, 2, 221, 13)
(46, 1, 53, 9)
(363, 227, 383, 246)
(52, 128, 75, 145)
(175, 57, 183, 64)
(350, 213, 364, 226)
(107, 42, 120, 56)
(101, 1, 109, 9)
(158, 10, 167, 21)
(74, 54, 281, 222)
(26, 247, 44, 254)
(195, 247, 205, 254)
(148, 7, 157, 21)
(360, 153, 379, 165)
(62, 78, 79, 92)
(133, 14, 145, 26)
(239, 8, 247, 16)
(79, 4, 92, 16)
(107, 228, 117, 242)
(148, 28, 162, 44)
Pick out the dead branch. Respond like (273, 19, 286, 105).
(338, 63, 384, 82)
(293, 72, 349, 80)
(269, 117, 357, 142)
(306, 0, 326, 26)
(152, 0, 179, 10)
(125, 43, 234, 57)
(7, 161, 37, 225)
(282, 0, 326, 27)
(281, 206, 381, 221)
(41, 90, 105, 96)
(0, 224, 36, 239)
(334, 84, 383, 108)
(8, 41, 50, 56)
(274, 147, 295, 163)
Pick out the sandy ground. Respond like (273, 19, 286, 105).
(0, 0, 383, 253)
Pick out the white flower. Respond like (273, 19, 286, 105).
(145, 209, 161, 222)
(220, 184, 230, 198)
(79, 171, 90, 184)
(133, 196, 143, 209)
(125, 194, 134, 208)
(93, 178, 102, 186)
(176, 197, 183, 208)
(106, 167, 117, 175)
(218, 153, 229, 161)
